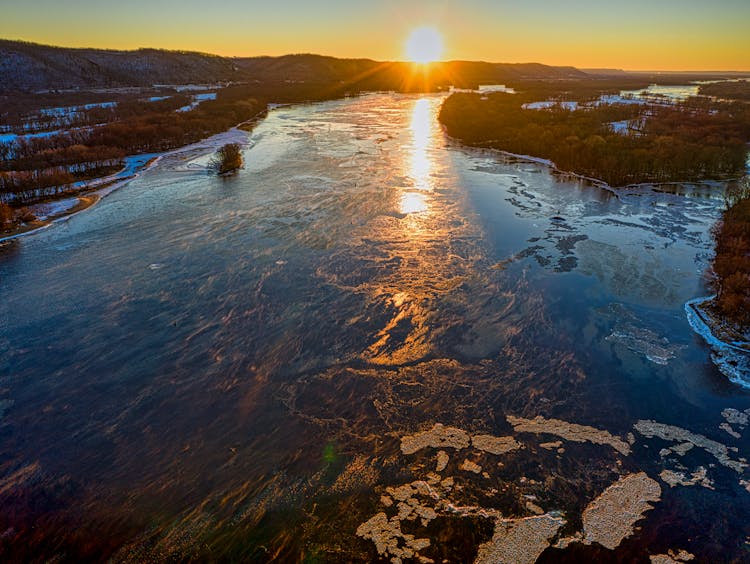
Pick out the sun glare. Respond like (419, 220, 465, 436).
(405, 27, 444, 64)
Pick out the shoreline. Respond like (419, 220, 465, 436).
(0, 166, 150, 243)
(0, 124, 259, 244)
(452, 140, 618, 194)
(456, 138, 750, 387)
(0, 194, 102, 242)
(453, 136, 746, 198)
(0, 101, 270, 244)
(685, 296, 750, 388)
(459, 142, 723, 202)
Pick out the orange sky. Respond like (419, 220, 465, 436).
(2, 0, 749, 71)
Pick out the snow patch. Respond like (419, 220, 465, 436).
(523, 100, 578, 111)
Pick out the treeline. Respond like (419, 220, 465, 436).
(699, 80, 750, 101)
(58, 95, 193, 129)
(0, 95, 245, 167)
(0, 164, 119, 204)
(712, 180, 750, 327)
(2, 80, 368, 204)
(502, 78, 650, 102)
(0, 95, 264, 204)
(438, 92, 750, 186)
(0, 82, 350, 204)
(0, 91, 191, 133)
(3, 144, 125, 173)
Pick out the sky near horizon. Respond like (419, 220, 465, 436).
(1, 0, 749, 71)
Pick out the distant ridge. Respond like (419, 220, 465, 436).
(233, 54, 588, 85)
(581, 68, 629, 76)
(0, 39, 588, 92)
(0, 39, 242, 91)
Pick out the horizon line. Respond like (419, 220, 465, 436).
(2, 37, 749, 75)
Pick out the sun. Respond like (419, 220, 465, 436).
(405, 27, 444, 64)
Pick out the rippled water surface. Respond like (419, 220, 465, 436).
(1, 94, 749, 562)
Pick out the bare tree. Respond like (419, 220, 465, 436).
(210, 143, 243, 175)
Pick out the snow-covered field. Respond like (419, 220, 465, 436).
(610, 120, 631, 134)
(30, 197, 81, 221)
(0, 130, 62, 144)
(176, 92, 218, 112)
(39, 101, 117, 118)
(522, 84, 704, 114)
(621, 83, 699, 101)
(522, 100, 579, 110)
(477, 84, 516, 93)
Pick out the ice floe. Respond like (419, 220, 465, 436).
(474, 513, 566, 564)
(635, 419, 747, 473)
(400, 423, 471, 454)
(580, 472, 661, 550)
(507, 415, 631, 455)
(660, 467, 713, 489)
(650, 549, 695, 563)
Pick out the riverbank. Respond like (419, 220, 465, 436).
(454, 142, 741, 207)
(460, 143, 616, 193)
(439, 91, 750, 187)
(0, 124, 256, 243)
(460, 139, 750, 388)
(0, 158, 154, 242)
(0, 194, 101, 242)
(685, 296, 750, 388)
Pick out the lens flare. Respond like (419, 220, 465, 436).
(405, 27, 444, 64)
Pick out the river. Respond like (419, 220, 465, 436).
(1, 93, 749, 562)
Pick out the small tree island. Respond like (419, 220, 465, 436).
(211, 143, 243, 175)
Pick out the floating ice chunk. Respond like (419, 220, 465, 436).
(507, 415, 631, 456)
(475, 513, 566, 564)
(650, 549, 696, 563)
(660, 467, 713, 489)
(400, 423, 471, 455)
(472, 434, 522, 455)
(635, 419, 747, 473)
(581, 472, 661, 550)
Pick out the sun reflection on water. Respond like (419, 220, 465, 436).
(361, 96, 470, 366)
(409, 98, 434, 191)
(400, 192, 429, 214)
(399, 98, 439, 215)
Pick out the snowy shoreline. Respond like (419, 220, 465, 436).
(685, 296, 750, 388)
(0, 126, 253, 244)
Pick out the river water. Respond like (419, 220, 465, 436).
(1, 93, 749, 562)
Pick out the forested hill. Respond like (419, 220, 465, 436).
(234, 54, 588, 89)
(0, 40, 242, 91)
(0, 39, 588, 92)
